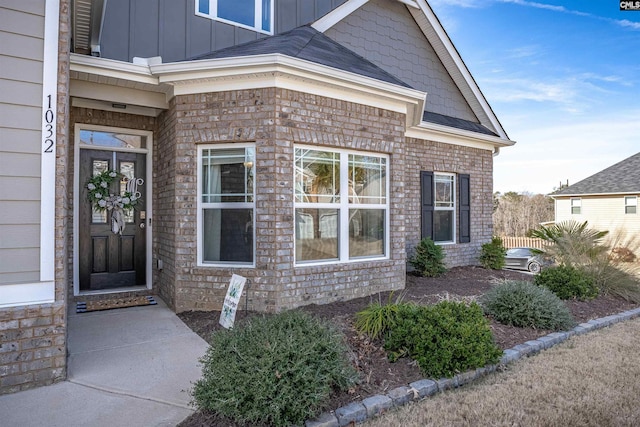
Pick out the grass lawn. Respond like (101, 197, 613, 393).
(365, 317, 640, 427)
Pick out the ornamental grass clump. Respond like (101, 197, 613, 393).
(480, 280, 575, 331)
(192, 310, 358, 427)
(384, 301, 502, 378)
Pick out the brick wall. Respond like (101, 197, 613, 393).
(404, 138, 494, 267)
(163, 88, 407, 313)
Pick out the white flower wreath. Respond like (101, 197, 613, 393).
(86, 170, 139, 212)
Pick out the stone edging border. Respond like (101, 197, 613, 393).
(305, 306, 640, 427)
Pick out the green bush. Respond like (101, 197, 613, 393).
(479, 236, 507, 270)
(534, 265, 598, 300)
(409, 238, 447, 277)
(480, 280, 575, 331)
(192, 311, 358, 427)
(384, 301, 502, 378)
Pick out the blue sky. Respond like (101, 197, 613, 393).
(428, 0, 640, 194)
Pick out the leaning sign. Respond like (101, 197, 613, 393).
(219, 274, 247, 329)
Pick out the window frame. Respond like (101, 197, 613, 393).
(195, 0, 274, 35)
(293, 145, 390, 265)
(433, 172, 456, 244)
(625, 196, 637, 214)
(570, 197, 581, 215)
(197, 143, 256, 267)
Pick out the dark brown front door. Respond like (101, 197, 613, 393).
(79, 149, 146, 291)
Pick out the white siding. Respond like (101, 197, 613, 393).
(555, 195, 640, 238)
(0, 3, 45, 285)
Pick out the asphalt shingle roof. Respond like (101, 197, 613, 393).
(552, 152, 640, 196)
(188, 25, 411, 88)
(189, 25, 496, 137)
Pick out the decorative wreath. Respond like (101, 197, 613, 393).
(86, 170, 139, 212)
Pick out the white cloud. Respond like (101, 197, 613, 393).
(615, 19, 640, 30)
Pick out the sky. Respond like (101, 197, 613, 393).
(428, 0, 640, 195)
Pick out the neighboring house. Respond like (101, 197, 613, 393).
(551, 152, 640, 237)
(0, 0, 514, 393)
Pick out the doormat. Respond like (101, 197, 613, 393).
(76, 296, 157, 313)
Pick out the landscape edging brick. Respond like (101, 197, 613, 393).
(305, 308, 640, 427)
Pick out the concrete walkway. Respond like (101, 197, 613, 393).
(0, 299, 209, 427)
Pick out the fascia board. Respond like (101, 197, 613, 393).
(70, 53, 158, 85)
(411, 0, 509, 140)
(153, 54, 426, 123)
(70, 79, 169, 109)
(312, 0, 370, 32)
(407, 121, 516, 151)
(550, 192, 640, 199)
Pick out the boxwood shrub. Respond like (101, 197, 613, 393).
(534, 265, 599, 300)
(384, 301, 502, 378)
(192, 310, 358, 427)
(480, 280, 575, 331)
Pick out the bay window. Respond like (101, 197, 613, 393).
(294, 147, 388, 264)
(198, 146, 255, 266)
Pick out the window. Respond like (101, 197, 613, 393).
(625, 196, 637, 214)
(420, 171, 470, 244)
(195, 0, 273, 34)
(294, 147, 388, 264)
(198, 146, 255, 266)
(571, 198, 581, 215)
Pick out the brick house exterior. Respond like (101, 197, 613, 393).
(1, 0, 514, 394)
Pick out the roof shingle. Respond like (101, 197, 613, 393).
(552, 152, 640, 196)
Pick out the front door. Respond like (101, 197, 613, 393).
(79, 149, 146, 291)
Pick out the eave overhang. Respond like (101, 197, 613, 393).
(407, 121, 515, 152)
(550, 192, 640, 199)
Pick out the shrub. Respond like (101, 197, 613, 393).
(534, 265, 598, 300)
(479, 236, 507, 270)
(409, 238, 447, 277)
(480, 280, 575, 331)
(610, 247, 637, 263)
(192, 311, 358, 427)
(354, 293, 411, 340)
(384, 301, 502, 378)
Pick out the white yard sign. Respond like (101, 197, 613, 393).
(219, 274, 247, 329)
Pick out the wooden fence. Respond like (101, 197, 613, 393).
(499, 236, 546, 250)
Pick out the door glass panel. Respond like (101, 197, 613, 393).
(92, 160, 108, 223)
(120, 162, 136, 223)
(80, 130, 146, 149)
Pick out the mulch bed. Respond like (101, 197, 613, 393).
(177, 266, 639, 427)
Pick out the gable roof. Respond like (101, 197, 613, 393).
(312, 0, 510, 141)
(188, 25, 411, 89)
(552, 152, 640, 197)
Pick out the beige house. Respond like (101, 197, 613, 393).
(551, 152, 640, 237)
(0, 0, 515, 394)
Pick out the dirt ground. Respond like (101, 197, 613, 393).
(177, 266, 639, 427)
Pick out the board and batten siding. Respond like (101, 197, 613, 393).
(99, 0, 348, 63)
(0, 0, 58, 306)
(555, 195, 640, 239)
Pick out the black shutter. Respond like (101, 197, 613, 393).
(459, 174, 471, 243)
(420, 171, 434, 240)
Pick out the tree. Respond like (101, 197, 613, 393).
(493, 192, 554, 237)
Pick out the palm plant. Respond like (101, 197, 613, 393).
(530, 220, 608, 267)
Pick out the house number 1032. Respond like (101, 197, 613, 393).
(43, 94, 55, 153)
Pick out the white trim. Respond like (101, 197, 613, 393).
(396, 0, 420, 9)
(550, 192, 640, 198)
(195, 0, 274, 35)
(39, 0, 60, 283)
(406, 121, 515, 151)
(70, 79, 169, 110)
(73, 124, 154, 296)
(71, 98, 164, 117)
(196, 143, 256, 268)
(0, 282, 55, 309)
(410, 0, 508, 140)
(570, 197, 582, 215)
(433, 172, 456, 244)
(312, 0, 370, 32)
(293, 145, 390, 265)
(71, 54, 157, 85)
